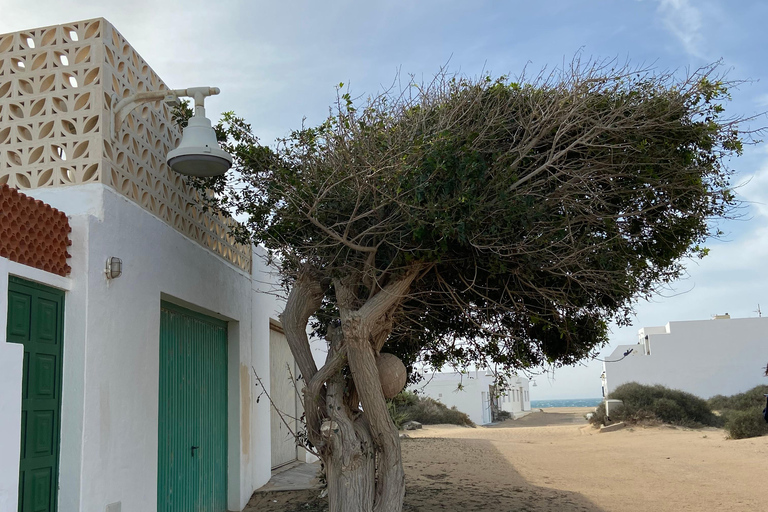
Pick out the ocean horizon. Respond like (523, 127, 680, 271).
(530, 398, 602, 408)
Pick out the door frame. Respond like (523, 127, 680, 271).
(268, 320, 299, 470)
(7, 275, 66, 512)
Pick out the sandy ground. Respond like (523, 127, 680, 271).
(246, 407, 768, 511)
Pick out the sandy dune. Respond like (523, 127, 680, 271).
(248, 407, 768, 511)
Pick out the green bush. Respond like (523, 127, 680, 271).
(494, 410, 512, 422)
(708, 385, 768, 412)
(389, 390, 419, 408)
(386, 400, 411, 430)
(388, 392, 475, 427)
(707, 385, 768, 440)
(588, 382, 719, 428)
(724, 409, 768, 439)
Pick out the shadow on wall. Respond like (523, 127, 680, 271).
(401, 437, 605, 512)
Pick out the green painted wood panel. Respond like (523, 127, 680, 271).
(7, 276, 65, 512)
(158, 302, 228, 512)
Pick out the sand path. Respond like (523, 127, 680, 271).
(404, 407, 767, 511)
(247, 407, 767, 511)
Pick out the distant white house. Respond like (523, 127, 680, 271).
(411, 370, 531, 425)
(602, 314, 768, 399)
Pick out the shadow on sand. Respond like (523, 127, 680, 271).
(487, 408, 593, 429)
(401, 436, 605, 512)
(247, 430, 606, 512)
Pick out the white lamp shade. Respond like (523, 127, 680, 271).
(167, 115, 232, 177)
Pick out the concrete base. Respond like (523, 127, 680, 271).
(254, 462, 323, 493)
(599, 422, 626, 433)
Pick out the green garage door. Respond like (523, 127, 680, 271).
(158, 302, 228, 512)
(6, 276, 65, 512)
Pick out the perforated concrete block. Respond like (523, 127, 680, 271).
(0, 19, 250, 272)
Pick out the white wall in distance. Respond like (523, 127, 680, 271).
(411, 370, 530, 424)
(412, 371, 490, 424)
(604, 317, 768, 399)
(498, 375, 531, 416)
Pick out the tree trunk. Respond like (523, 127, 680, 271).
(281, 270, 419, 512)
(324, 364, 375, 512)
(342, 314, 405, 512)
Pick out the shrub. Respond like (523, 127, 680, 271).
(386, 400, 411, 430)
(388, 392, 475, 427)
(588, 382, 719, 428)
(707, 385, 768, 440)
(494, 410, 512, 422)
(390, 390, 419, 408)
(724, 409, 768, 439)
(708, 385, 768, 412)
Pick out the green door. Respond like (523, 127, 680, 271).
(158, 302, 228, 512)
(6, 276, 65, 512)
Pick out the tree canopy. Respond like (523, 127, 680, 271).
(196, 61, 744, 376)
(182, 60, 754, 512)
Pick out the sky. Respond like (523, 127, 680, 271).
(2, 0, 767, 400)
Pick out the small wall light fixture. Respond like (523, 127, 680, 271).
(105, 257, 122, 279)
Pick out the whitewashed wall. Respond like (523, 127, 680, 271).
(412, 371, 530, 425)
(498, 375, 531, 416)
(15, 184, 284, 512)
(603, 317, 768, 399)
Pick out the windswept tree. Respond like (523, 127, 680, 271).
(191, 61, 750, 512)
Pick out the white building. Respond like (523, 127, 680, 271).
(412, 370, 531, 425)
(602, 315, 768, 400)
(0, 19, 318, 512)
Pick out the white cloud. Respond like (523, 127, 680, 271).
(755, 93, 768, 108)
(656, 0, 708, 59)
(737, 157, 768, 219)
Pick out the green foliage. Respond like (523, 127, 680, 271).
(390, 390, 419, 407)
(722, 410, 768, 440)
(190, 62, 748, 375)
(170, 99, 193, 128)
(589, 383, 720, 428)
(388, 391, 475, 427)
(708, 385, 768, 412)
(494, 410, 512, 422)
(708, 385, 768, 440)
(386, 400, 411, 430)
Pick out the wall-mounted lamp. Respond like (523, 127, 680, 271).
(105, 257, 122, 279)
(112, 86, 232, 177)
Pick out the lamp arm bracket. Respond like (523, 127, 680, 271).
(111, 87, 220, 138)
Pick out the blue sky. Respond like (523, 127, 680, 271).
(2, 0, 767, 399)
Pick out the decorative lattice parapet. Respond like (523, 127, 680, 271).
(0, 18, 251, 273)
(0, 183, 71, 276)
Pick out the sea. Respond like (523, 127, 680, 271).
(530, 398, 603, 408)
